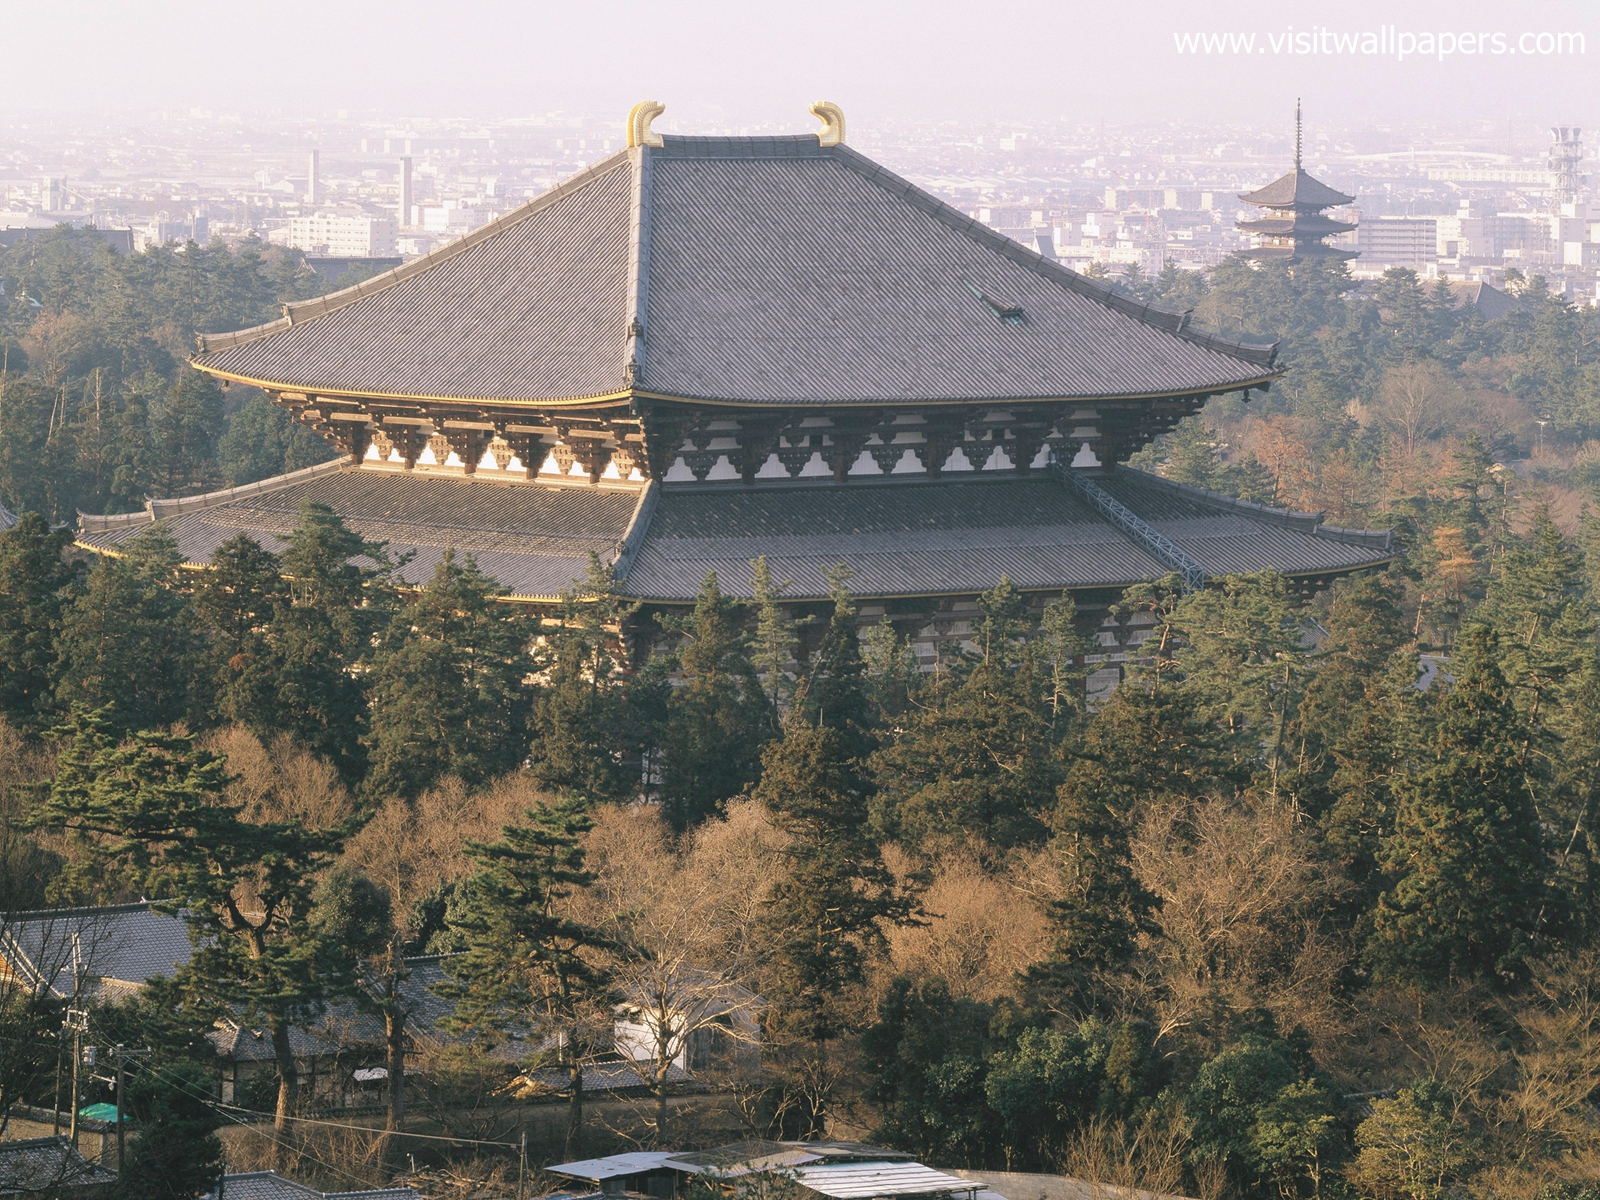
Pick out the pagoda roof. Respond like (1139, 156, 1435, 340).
(1235, 213, 1356, 238)
(1238, 168, 1354, 210)
(77, 463, 1393, 603)
(194, 135, 1276, 409)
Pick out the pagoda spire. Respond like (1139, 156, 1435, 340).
(1294, 98, 1302, 170)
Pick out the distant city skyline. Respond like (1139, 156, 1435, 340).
(5, 0, 1597, 127)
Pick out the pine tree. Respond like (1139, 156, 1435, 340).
(1367, 625, 1547, 988)
(656, 572, 770, 829)
(55, 526, 198, 733)
(0, 512, 78, 730)
(870, 577, 1065, 854)
(755, 573, 913, 1134)
(1475, 508, 1593, 726)
(528, 555, 641, 803)
(192, 534, 285, 733)
(31, 707, 353, 1142)
(439, 798, 612, 1157)
(750, 555, 804, 712)
(364, 550, 534, 799)
(269, 501, 394, 783)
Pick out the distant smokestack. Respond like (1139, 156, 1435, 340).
(399, 156, 413, 228)
(307, 149, 321, 204)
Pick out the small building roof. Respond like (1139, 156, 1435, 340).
(193, 134, 1275, 409)
(791, 1162, 982, 1200)
(1238, 168, 1355, 210)
(0, 1137, 117, 1196)
(547, 1152, 682, 1182)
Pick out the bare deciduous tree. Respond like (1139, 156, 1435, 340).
(1374, 362, 1465, 458)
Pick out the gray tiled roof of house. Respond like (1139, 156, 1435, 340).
(0, 902, 194, 1001)
(205, 1171, 419, 1200)
(0, 1136, 118, 1195)
(75, 465, 1392, 605)
(193, 135, 1276, 407)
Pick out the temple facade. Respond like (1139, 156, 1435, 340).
(78, 103, 1392, 678)
(1236, 103, 1357, 264)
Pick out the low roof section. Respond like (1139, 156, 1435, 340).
(76, 463, 1394, 604)
(192, 133, 1276, 409)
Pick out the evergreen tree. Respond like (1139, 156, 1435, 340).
(0, 511, 78, 730)
(1366, 625, 1547, 988)
(55, 526, 198, 733)
(656, 572, 770, 829)
(439, 798, 612, 1157)
(30, 707, 354, 1141)
(871, 577, 1064, 854)
(750, 555, 804, 712)
(1475, 509, 1593, 726)
(527, 555, 641, 803)
(860, 977, 999, 1166)
(116, 1061, 225, 1200)
(192, 534, 284, 733)
(755, 575, 913, 1134)
(269, 501, 394, 783)
(364, 550, 534, 799)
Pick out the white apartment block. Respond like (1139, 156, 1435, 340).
(281, 214, 396, 257)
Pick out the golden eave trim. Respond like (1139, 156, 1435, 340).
(189, 366, 1284, 412)
(188, 361, 638, 409)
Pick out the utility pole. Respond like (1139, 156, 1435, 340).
(64, 1008, 88, 1149)
(108, 1046, 150, 1177)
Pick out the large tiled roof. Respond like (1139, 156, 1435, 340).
(1238, 168, 1355, 210)
(75, 464, 1392, 603)
(0, 902, 194, 1001)
(193, 135, 1276, 407)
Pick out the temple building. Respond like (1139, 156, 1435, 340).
(1236, 102, 1357, 264)
(78, 103, 1392, 675)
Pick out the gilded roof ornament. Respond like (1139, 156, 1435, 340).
(810, 101, 845, 147)
(627, 101, 665, 149)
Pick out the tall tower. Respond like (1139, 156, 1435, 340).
(306, 149, 321, 205)
(1547, 126, 1585, 208)
(1235, 101, 1356, 263)
(398, 156, 413, 228)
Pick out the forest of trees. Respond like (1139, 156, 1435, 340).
(3, 231, 1600, 1200)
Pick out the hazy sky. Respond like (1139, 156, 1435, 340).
(6, 0, 1598, 132)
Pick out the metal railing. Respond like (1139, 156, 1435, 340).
(1051, 457, 1207, 593)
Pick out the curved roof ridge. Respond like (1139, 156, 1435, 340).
(195, 150, 636, 357)
(829, 144, 1278, 369)
(77, 457, 348, 533)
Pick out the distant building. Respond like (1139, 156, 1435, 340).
(1236, 102, 1356, 264)
(306, 149, 321, 204)
(1355, 216, 1438, 273)
(280, 214, 396, 257)
(398, 155, 413, 228)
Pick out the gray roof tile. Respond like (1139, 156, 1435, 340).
(0, 902, 194, 1000)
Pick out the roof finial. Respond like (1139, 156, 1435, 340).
(1294, 98, 1303, 171)
(810, 101, 846, 147)
(627, 101, 665, 149)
